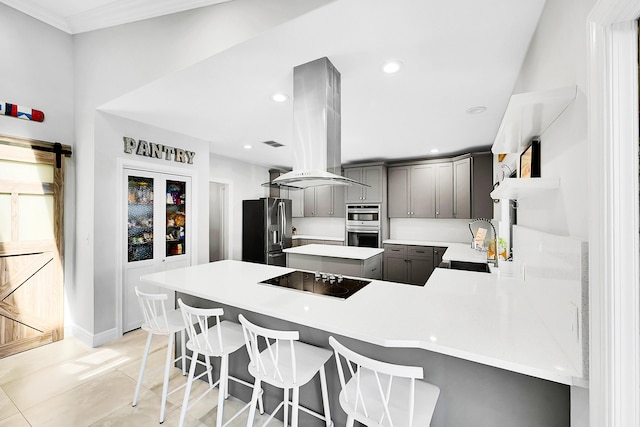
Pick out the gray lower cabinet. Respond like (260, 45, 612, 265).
(433, 246, 447, 267)
(383, 244, 435, 285)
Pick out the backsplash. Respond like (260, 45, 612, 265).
(390, 218, 472, 243)
(291, 217, 346, 238)
(512, 225, 588, 379)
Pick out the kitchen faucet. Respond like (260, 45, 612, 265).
(468, 218, 498, 267)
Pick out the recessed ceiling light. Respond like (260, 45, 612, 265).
(466, 106, 487, 114)
(430, 149, 439, 154)
(381, 60, 402, 74)
(243, 144, 252, 150)
(271, 93, 289, 103)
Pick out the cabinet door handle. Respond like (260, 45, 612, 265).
(415, 250, 425, 253)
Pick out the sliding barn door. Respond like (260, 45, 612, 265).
(0, 137, 69, 357)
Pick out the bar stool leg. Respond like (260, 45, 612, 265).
(319, 365, 332, 426)
(245, 379, 262, 427)
(159, 333, 175, 423)
(283, 388, 289, 427)
(180, 329, 187, 375)
(179, 349, 199, 427)
(205, 354, 214, 388)
(132, 331, 153, 407)
(215, 355, 228, 427)
(291, 387, 300, 427)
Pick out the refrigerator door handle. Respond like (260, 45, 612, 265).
(279, 201, 286, 245)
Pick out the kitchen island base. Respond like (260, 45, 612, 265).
(176, 293, 569, 427)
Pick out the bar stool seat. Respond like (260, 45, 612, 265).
(132, 286, 190, 424)
(178, 299, 261, 427)
(239, 314, 333, 427)
(329, 336, 440, 427)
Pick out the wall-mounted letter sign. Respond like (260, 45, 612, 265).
(0, 101, 44, 122)
(123, 136, 195, 164)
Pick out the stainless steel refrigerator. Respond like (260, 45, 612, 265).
(242, 198, 292, 266)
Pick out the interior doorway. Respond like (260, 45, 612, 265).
(209, 181, 229, 262)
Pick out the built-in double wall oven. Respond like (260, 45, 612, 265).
(346, 204, 381, 248)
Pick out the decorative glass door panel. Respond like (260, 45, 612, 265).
(123, 168, 191, 333)
(166, 180, 186, 257)
(127, 176, 154, 262)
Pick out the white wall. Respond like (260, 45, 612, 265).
(210, 154, 269, 260)
(91, 112, 210, 336)
(507, 0, 595, 241)
(505, 0, 596, 423)
(0, 4, 78, 329)
(69, 0, 333, 340)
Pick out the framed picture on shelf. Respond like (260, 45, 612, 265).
(520, 139, 541, 178)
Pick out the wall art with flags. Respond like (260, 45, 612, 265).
(0, 101, 44, 122)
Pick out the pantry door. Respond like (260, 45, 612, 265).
(0, 136, 69, 357)
(123, 168, 191, 333)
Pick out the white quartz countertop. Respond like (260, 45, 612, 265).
(284, 244, 383, 260)
(293, 235, 344, 241)
(442, 243, 492, 263)
(141, 259, 583, 386)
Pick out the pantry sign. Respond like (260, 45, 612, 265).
(123, 136, 195, 164)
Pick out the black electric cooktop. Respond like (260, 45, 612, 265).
(259, 270, 370, 299)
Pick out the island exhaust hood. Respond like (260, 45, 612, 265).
(266, 57, 367, 189)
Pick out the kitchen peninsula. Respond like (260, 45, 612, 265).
(284, 243, 383, 279)
(140, 254, 581, 427)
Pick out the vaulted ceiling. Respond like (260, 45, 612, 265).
(2, 0, 547, 169)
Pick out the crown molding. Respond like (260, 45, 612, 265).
(0, 0, 231, 34)
(0, 0, 72, 33)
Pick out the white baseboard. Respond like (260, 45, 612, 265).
(68, 324, 120, 348)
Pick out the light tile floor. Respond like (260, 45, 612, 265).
(0, 330, 284, 427)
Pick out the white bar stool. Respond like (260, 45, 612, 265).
(329, 336, 440, 427)
(238, 314, 333, 427)
(132, 286, 189, 424)
(178, 299, 261, 427)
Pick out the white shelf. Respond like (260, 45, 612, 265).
(492, 86, 577, 154)
(490, 177, 560, 200)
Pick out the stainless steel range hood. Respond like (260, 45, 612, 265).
(267, 57, 367, 189)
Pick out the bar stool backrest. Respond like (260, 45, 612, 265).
(238, 314, 300, 386)
(178, 299, 225, 356)
(329, 336, 425, 427)
(135, 287, 171, 334)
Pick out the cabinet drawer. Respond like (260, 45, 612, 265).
(409, 246, 433, 258)
(384, 244, 407, 255)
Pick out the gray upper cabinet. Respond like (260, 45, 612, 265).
(387, 166, 410, 217)
(388, 163, 449, 218)
(453, 157, 471, 219)
(411, 164, 436, 217)
(288, 188, 305, 218)
(304, 185, 345, 217)
(435, 162, 453, 218)
(388, 154, 491, 219)
(344, 166, 384, 203)
(471, 153, 493, 219)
